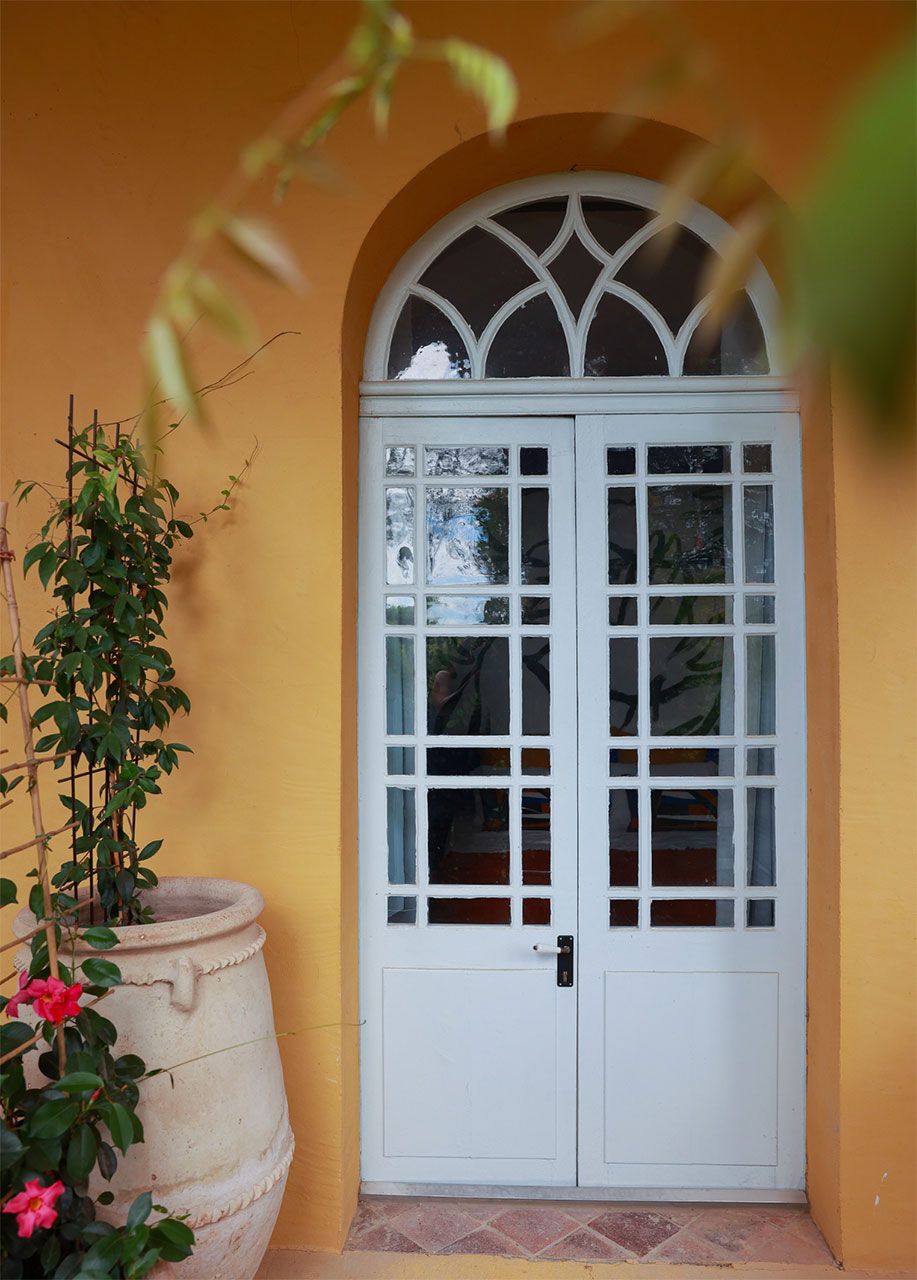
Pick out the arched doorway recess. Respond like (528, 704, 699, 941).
(357, 173, 805, 1199)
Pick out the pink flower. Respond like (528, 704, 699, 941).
(3, 1178, 66, 1238)
(5, 972, 34, 1019)
(31, 977, 82, 1025)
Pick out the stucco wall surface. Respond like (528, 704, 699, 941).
(1, 1, 913, 1270)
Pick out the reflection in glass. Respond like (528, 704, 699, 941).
(747, 747, 775, 776)
(617, 226, 710, 333)
(608, 487, 637, 584)
(522, 898, 551, 925)
(747, 788, 776, 886)
(426, 487, 509, 585)
(609, 637, 639, 735)
(609, 748, 638, 776)
(520, 447, 549, 476)
(609, 596, 638, 626)
(386, 446, 415, 476)
(745, 594, 775, 624)
(428, 897, 511, 925)
(522, 788, 551, 885)
(521, 596, 550, 625)
(386, 595, 415, 625)
(486, 293, 571, 378)
(747, 899, 775, 927)
(648, 484, 733, 584)
(386, 636, 414, 735)
(428, 788, 509, 885)
(609, 789, 639, 887)
(650, 635, 734, 736)
(548, 234, 603, 317)
(427, 747, 510, 776)
(426, 636, 509, 735)
(683, 295, 768, 375)
(522, 747, 551, 775)
(387, 746, 415, 775)
(386, 488, 415, 585)
(649, 595, 732, 625)
(424, 447, 509, 476)
(651, 899, 735, 927)
(426, 595, 509, 626)
(647, 445, 729, 474)
(387, 896, 416, 924)
(420, 226, 536, 336)
(651, 789, 734, 886)
(493, 198, 567, 255)
(522, 637, 551, 736)
(607, 447, 636, 476)
(609, 899, 639, 927)
(387, 296, 472, 380)
(744, 485, 775, 583)
(743, 443, 772, 473)
(387, 787, 416, 884)
(521, 488, 550, 584)
(747, 634, 776, 735)
(584, 293, 667, 376)
(650, 748, 734, 776)
(581, 198, 649, 256)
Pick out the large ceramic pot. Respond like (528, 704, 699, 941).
(15, 878, 293, 1280)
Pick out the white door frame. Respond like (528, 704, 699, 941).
(357, 381, 807, 1203)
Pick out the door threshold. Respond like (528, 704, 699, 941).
(361, 1181, 807, 1204)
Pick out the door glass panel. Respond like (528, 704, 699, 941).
(520, 446, 549, 475)
(609, 899, 639, 927)
(387, 296, 472, 380)
(607, 487, 637, 584)
(649, 595, 732, 625)
(426, 636, 510, 735)
(428, 788, 509, 884)
(521, 747, 551, 775)
(426, 595, 509, 625)
(485, 293, 571, 378)
(387, 896, 416, 924)
(427, 487, 509, 584)
(744, 594, 775, 624)
(609, 747, 638, 776)
(387, 746, 415, 775)
(742, 443, 772, 473)
(650, 747, 734, 776)
(521, 596, 550, 625)
(650, 636, 734, 736)
(427, 747, 511, 776)
(648, 485, 733, 584)
(424, 447, 509, 476)
(651, 899, 735, 927)
(647, 445, 730, 474)
(651, 789, 734, 886)
(744, 484, 775, 583)
(522, 637, 551, 735)
(386, 488, 415, 584)
(747, 746, 775, 775)
(387, 787, 416, 884)
(609, 789, 639, 886)
(547, 234, 604, 317)
(746, 899, 775, 927)
(747, 788, 776, 886)
(521, 488, 550, 584)
(386, 595, 415, 625)
(428, 897, 511, 925)
(609, 637, 639, 735)
(522, 898, 551, 925)
(386, 636, 414, 734)
(419, 226, 536, 337)
(585, 294, 667, 376)
(609, 596, 638, 626)
(385, 446, 415, 476)
(522, 788, 551, 885)
(492, 198, 567, 255)
(616, 226, 709, 333)
(606, 447, 636, 476)
(747, 634, 776, 735)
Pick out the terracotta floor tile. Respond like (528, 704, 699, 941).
(440, 1227, 527, 1257)
(646, 1227, 736, 1264)
(489, 1205, 580, 1254)
(344, 1199, 389, 1244)
(385, 1202, 484, 1252)
(560, 1203, 606, 1223)
(749, 1215, 835, 1264)
(348, 1223, 423, 1253)
(589, 1209, 681, 1256)
(691, 1207, 780, 1258)
(452, 1199, 504, 1222)
(537, 1226, 632, 1262)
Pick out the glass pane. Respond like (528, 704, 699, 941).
(651, 899, 735, 927)
(651, 789, 734, 886)
(424, 447, 509, 476)
(609, 899, 640, 927)
(584, 293, 667, 376)
(650, 635, 734, 736)
(419, 226, 537, 337)
(650, 748, 734, 777)
(747, 746, 775, 776)
(427, 636, 509, 735)
(649, 594, 732, 625)
(386, 636, 415, 735)
(745, 594, 775, 624)
(522, 787, 551, 885)
(426, 595, 509, 626)
(522, 898, 551, 925)
(609, 789, 639, 886)
(427, 487, 509, 585)
(427, 747, 510, 776)
(522, 637, 551, 735)
(683, 294, 768, 375)
(743, 443, 772, 473)
(747, 634, 776, 735)
(428, 898, 511, 925)
(385, 446, 415, 476)
(522, 747, 551, 775)
(387, 296, 472, 380)
(747, 788, 776, 886)
(581, 198, 649, 257)
(387, 896, 416, 924)
(428, 788, 509, 884)
(521, 488, 550, 584)
(609, 596, 638, 626)
(387, 787, 416, 884)
(493, 198, 567, 255)
(609, 637, 639, 735)
(617, 226, 710, 333)
(520, 446, 548, 476)
(386, 595, 415, 625)
(648, 445, 730, 474)
(385, 487, 415, 585)
(387, 746, 415, 775)
(607, 446, 636, 475)
(648, 484, 733, 584)
(521, 596, 550, 625)
(609, 747, 638, 776)
(608, 487, 637, 585)
(486, 293, 571, 377)
(548, 234, 603, 318)
(744, 485, 775, 583)
(746, 899, 775, 927)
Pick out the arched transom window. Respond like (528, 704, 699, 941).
(365, 174, 777, 381)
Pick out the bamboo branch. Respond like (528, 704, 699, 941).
(1, 821, 79, 860)
(1, 751, 74, 775)
(0, 1028, 44, 1066)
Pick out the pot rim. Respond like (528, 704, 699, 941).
(12, 876, 264, 954)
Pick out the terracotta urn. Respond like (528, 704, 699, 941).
(15, 877, 293, 1280)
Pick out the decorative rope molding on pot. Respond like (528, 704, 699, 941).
(95, 927, 269, 1011)
(184, 1128, 295, 1229)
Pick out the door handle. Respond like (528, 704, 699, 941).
(533, 936, 574, 987)
(532, 943, 566, 955)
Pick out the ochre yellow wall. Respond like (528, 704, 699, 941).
(1, 1, 914, 1271)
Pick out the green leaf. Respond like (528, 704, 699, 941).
(0, 877, 18, 907)
(0, 1122, 24, 1166)
(82, 1232, 123, 1274)
(38, 547, 57, 589)
(66, 1122, 99, 1183)
(105, 1101, 135, 1154)
(138, 840, 163, 861)
(23, 542, 49, 574)
(113, 1054, 147, 1079)
(56, 1071, 104, 1092)
(220, 216, 305, 291)
(127, 1191, 153, 1230)
(29, 1097, 80, 1140)
(146, 314, 199, 420)
(80, 957, 123, 990)
(81, 925, 119, 950)
(189, 271, 254, 344)
(440, 38, 517, 134)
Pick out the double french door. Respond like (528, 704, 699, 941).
(358, 408, 805, 1196)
